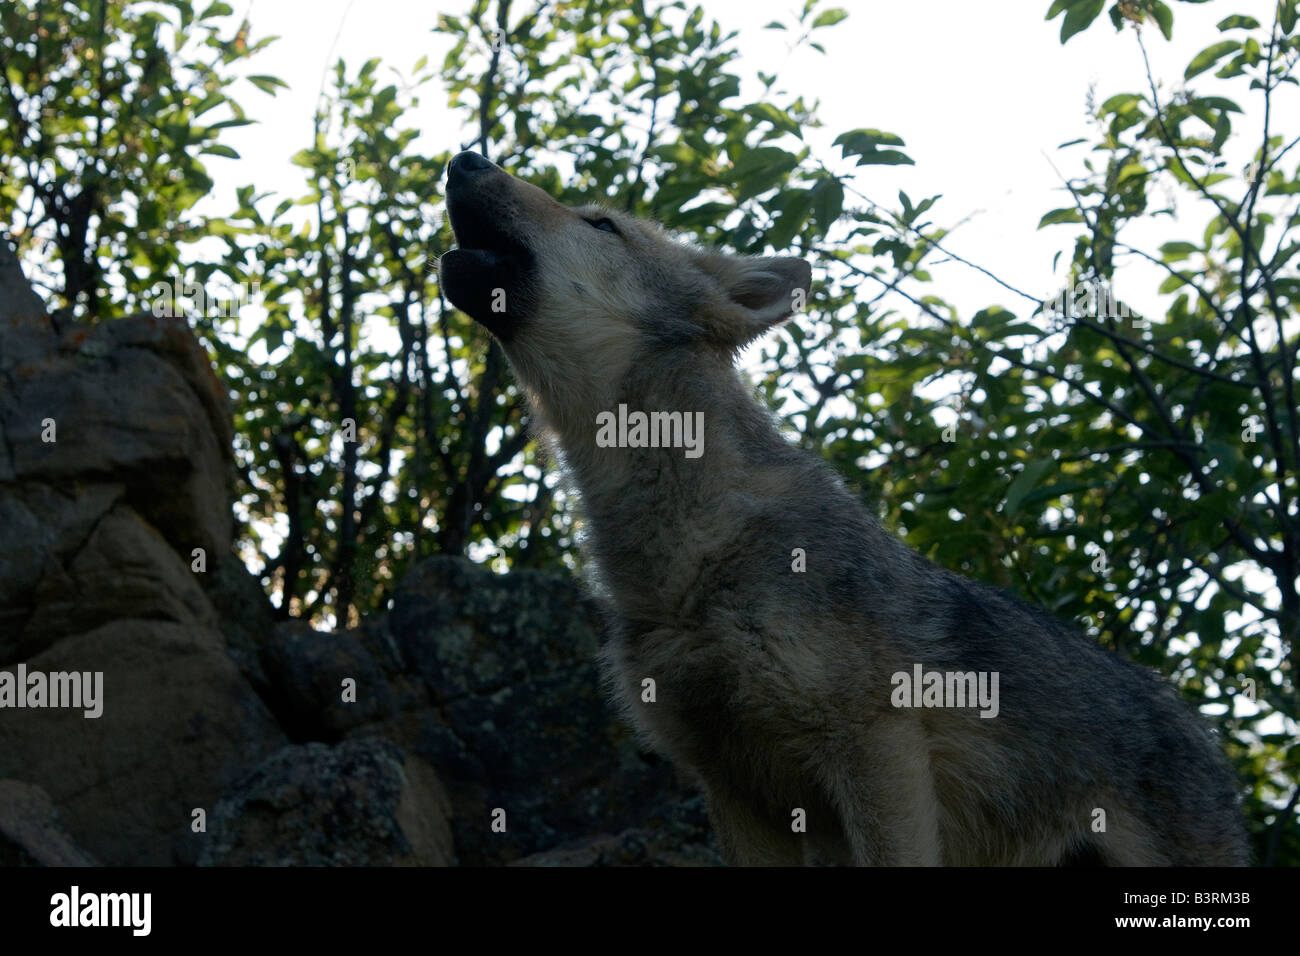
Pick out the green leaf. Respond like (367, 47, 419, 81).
(731, 146, 796, 175)
(201, 144, 240, 159)
(1004, 459, 1056, 516)
(998, 323, 1046, 338)
(972, 306, 1016, 330)
(1193, 95, 1242, 113)
(729, 146, 799, 197)
(856, 149, 912, 166)
(1185, 40, 1239, 80)
(1099, 93, 1142, 114)
(1159, 241, 1199, 261)
(1157, 272, 1186, 294)
(207, 117, 255, 131)
(248, 74, 288, 95)
(1215, 15, 1259, 30)
(811, 8, 848, 28)
(833, 128, 912, 167)
(834, 128, 904, 149)
(1149, 1, 1173, 40)
(748, 102, 802, 135)
(1117, 161, 1148, 184)
(872, 237, 910, 269)
(1211, 110, 1232, 150)
(811, 178, 844, 232)
(1060, 0, 1105, 43)
(1019, 480, 1093, 511)
(191, 92, 225, 116)
(1038, 207, 1084, 228)
(1205, 439, 1241, 477)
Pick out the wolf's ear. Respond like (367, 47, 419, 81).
(700, 255, 811, 347)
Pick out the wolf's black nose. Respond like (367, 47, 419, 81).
(448, 151, 493, 181)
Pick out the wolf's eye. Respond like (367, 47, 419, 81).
(586, 217, 619, 234)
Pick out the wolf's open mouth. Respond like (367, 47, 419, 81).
(446, 202, 518, 257)
(438, 151, 538, 337)
(440, 193, 535, 338)
(442, 200, 526, 286)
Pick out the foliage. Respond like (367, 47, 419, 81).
(0, 0, 273, 319)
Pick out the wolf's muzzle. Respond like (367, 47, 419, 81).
(440, 151, 535, 339)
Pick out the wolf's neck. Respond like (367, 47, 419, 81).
(535, 351, 793, 621)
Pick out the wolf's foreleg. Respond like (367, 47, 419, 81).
(824, 716, 943, 866)
(704, 780, 805, 866)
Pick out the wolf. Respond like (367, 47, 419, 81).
(439, 150, 1250, 866)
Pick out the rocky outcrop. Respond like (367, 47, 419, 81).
(0, 242, 232, 660)
(202, 553, 718, 866)
(381, 557, 716, 865)
(199, 740, 455, 866)
(0, 241, 285, 864)
(0, 240, 718, 866)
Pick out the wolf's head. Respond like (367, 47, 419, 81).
(439, 151, 810, 430)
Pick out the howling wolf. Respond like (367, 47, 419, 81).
(438, 150, 1249, 866)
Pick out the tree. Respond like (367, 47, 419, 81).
(0, 0, 275, 320)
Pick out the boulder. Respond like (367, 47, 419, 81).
(0, 316, 232, 556)
(510, 792, 722, 866)
(259, 621, 403, 741)
(0, 779, 99, 866)
(0, 481, 124, 660)
(385, 555, 713, 865)
(0, 620, 285, 865)
(202, 552, 279, 697)
(0, 238, 286, 866)
(16, 502, 217, 659)
(198, 739, 454, 866)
